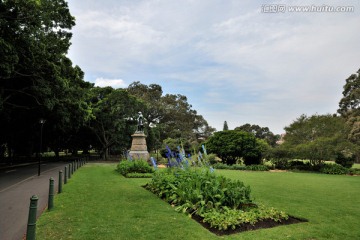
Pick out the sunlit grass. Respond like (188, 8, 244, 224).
(36, 163, 360, 240)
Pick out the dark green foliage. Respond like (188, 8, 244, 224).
(349, 168, 360, 175)
(202, 205, 289, 230)
(223, 121, 229, 131)
(145, 168, 252, 216)
(213, 163, 269, 171)
(320, 164, 349, 175)
(281, 114, 357, 167)
(116, 160, 154, 177)
(270, 158, 290, 170)
(205, 130, 262, 165)
(125, 173, 153, 178)
(144, 168, 288, 230)
(335, 151, 355, 168)
(289, 160, 312, 171)
(234, 123, 279, 147)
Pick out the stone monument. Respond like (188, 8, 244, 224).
(129, 112, 150, 160)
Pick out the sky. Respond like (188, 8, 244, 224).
(66, 0, 360, 134)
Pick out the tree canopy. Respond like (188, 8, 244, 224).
(234, 123, 278, 146)
(205, 130, 263, 165)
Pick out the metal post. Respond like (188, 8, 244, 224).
(38, 119, 46, 176)
(69, 163, 72, 179)
(48, 177, 54, 210)
(64, 166, 68, 184)
(26, 195, 38, 240)
(58, 170, 63, 193)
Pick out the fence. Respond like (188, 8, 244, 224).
(25, 157, 89, 240)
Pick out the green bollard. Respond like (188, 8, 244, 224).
(58, 170, 63, 193)
(26, 195, 38, 240)
(48, 177, 54, 211)
(68, 163, 72, 179)
(64, 166, 68, 184)
(72, 161, 75, 173)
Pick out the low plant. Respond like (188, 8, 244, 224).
(320, 163, 349, 175)
(116, 159, 154, 177)
(202, 205, 289, 230)
(212, 163, 269, 171)
(335, 150, 355, 168)
(126, 173, 153, 178)
(145, 168, 252, 216)
(245, 165, 269, 171)
(144, 167, 289, 231)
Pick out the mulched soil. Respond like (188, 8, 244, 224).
(191, 214, 308, 236)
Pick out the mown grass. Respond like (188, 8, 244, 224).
(36, 163, 360, 240)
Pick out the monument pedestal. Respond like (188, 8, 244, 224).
(129, 131, 150, 160)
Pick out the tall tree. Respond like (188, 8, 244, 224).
(205, 130, 262, 165)
(282, 114, 357, 166)
(223, 121, 229, 131)
(88, 87, 145, 159)
(338, 69, 360, 160)
(127, 82, 215, 145)
(235, 124, 278, 146)
(0, 0, 86, 159)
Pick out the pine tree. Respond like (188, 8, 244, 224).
(223, 121, 229, 131)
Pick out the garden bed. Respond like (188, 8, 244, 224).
(192, 214, 307, 235)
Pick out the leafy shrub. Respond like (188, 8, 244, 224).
(212, 163, 232, 169)
(270, 158, 290, 170)
(116, 160, 154, 176)
(145, 168, 252, 216)
(349, 168, 360, 175)
(213, 163, 269, 171)
(320, 164, 349, 175)
(145, 168, 288, 231)
(231, 164, 247, 170)
(207, 153, 218, 165)
(289, 160, 312, 171)
(245, 165, 269, 171)
(335, 151, 355, 168)
(202, 205, 289, 230)
(126, 173, 153, 178)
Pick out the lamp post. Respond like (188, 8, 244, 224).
(38, 119, 46, 176)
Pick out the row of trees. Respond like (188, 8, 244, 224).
(207, 68, 360, 167)
(0, 0, 215, 162)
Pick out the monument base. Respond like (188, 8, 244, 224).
(129, 131, 150, 161)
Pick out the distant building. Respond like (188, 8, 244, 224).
(276, 133, 286, 145)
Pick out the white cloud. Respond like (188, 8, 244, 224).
(67, 0, 360, 134)
(94, 78, 128, 88)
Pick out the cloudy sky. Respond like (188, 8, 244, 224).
(66, 0, 360, 134)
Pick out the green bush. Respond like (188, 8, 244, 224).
(289, 160, 312, 171)
(245, 164, 269, 171)
(320, 164, 349, 175)
(116, 160, 154, 176)
(335, 151, 355, 168)
(349, 168, 360, 175)
(126, 173, 153, 178)
(202, 205, 288, 230)
(212, 163, 232, 169)
(270, 158, 290, 170)
(144, 168, 288, 231)
(213, 163, 269, 171)
(145, 168, 252, 216)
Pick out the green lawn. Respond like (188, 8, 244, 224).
(36, 164, 360, 240)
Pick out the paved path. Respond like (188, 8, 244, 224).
(0, 162, 71, 240)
